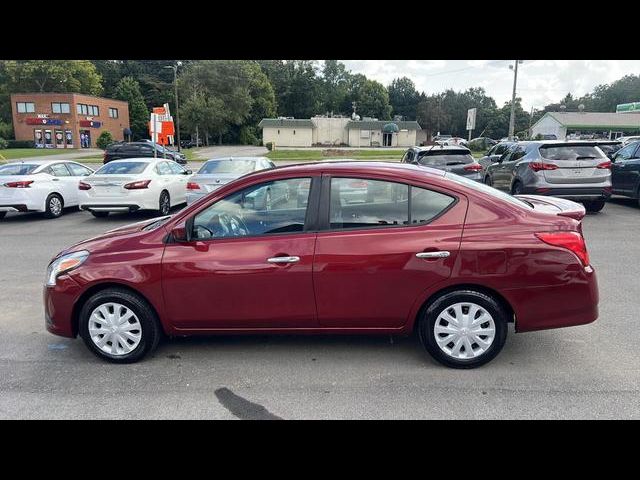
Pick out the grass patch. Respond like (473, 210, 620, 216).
(72, 155, 104, 163)
(267, 148, 406, 162)
(0, 148, 81, 161)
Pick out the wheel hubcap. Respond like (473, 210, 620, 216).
(50, 197, 62, 215)
(88, 302, 142, 356)
(161, 195, 169, 213)
(434, 302, 496, 360)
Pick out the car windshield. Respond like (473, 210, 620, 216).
(446, 172, 533, 209)
(95, 162, 149, 175)
(0, 163, 39, 175)
(539, 145, 605, 160)
(199, 159, 256, 174)
(418, 151, 474, 166)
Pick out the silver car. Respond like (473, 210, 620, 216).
(483, 141, 612, 212)
(401, 145, 484, 181)
(186, 157, 276, 205)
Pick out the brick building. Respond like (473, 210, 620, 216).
(11, 93, 130, 149)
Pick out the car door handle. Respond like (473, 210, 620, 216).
(52, 178, 60, 181)
(416, 251, 450, 259)
(267, 256, 300, 264)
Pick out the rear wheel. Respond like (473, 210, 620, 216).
(91, 211, 109, 218)
(44, 193, 64, 219)
(158, 190, 170, 215)
(583, 200, 605, 213)
(419, 290, 509, 369)
(484, 175, 493, 186)
(0, 212, 6, 219)
(78, 288, 162, 363)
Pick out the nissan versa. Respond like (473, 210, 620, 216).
(44, 162, 599, 368)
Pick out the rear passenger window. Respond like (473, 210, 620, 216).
(156, 162, 172, 175)
(411, 187, 455, 224)
(49, 164, 71, 176)
(329, 178, 455, 230)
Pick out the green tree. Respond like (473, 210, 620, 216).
(388, 77, 419, 120)
(354, 79, 392, 119)
(113, 77, 149, 140)
(321, 60, 350, 115)
(96, 131, 114, 150)
(3, 60, 102, 95)
(257, 60, 322, 118)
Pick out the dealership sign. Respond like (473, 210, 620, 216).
(466, 108, 477, 131)
(616, 102, 640, 113)
(79, 120, 102, 128)
(149, 103, 175, 145)
(26, 118, 63, 125)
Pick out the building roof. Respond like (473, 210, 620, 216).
(258, 118, 314, 128)
(346, 120, 421, 130)
(536, 111, 640, 130)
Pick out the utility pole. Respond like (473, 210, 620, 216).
(528, 105, 534, 137)
(508, 60, 523, 140)
(164, 62, 182, 151)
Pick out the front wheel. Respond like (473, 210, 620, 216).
(583, 200, 605, 213)
(511, 181, 523, 196)
(78, 288, 162, 363)
(158, 190, 171, 216)
(419, 290, 508, 369)
(0, 211, 6, 220)
(484, 176, 493, 186)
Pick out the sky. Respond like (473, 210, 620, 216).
(340, 60, 640, 112)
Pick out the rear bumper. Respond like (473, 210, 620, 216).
(503, 266, 599, 333)
(80, 204, 141, 213)
(186, 191, 209, 205)
(521, 186, 611, 201)
(0, 204, 30, 212)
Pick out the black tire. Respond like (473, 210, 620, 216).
(158, 190, 170, 215)
(418, 290, 509, 369)
(511, 181, 523, 196)
(0, 211, 6, 219)
(78, 287, 162, 363)
(484, 176, 493, 186)
(43, 193, 64, 219)
(583, 200, 605, 213)
(91, 211, 110, 218)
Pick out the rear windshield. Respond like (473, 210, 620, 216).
(539, 145, 605, 161)
(199, 159, 256, 174)
(418, 151, 474, 166)
(446, 172, 533, 209)
(0, 164, 39, 175)
(95, 162, 149, 175)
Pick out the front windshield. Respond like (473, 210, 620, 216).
(199, 159, 256, 175)
(96, 162, 149, 175)
(446, 172, 533, 209)
(0, 163, 39, 175)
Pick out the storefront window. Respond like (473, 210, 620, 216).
(16, 102, 35, 113)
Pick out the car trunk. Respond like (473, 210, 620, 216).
(515, 194, 586, 221)
(417, 151, 480, 178)
(0, 175, 37, 201)
(84, 175, 140, 197)
(539, 143, 609, 184)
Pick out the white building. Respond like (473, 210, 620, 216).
(259, 116, 421, 147)
(530, 111, 640, 140)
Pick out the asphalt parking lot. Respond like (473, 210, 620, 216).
(1, 196, 639, 419)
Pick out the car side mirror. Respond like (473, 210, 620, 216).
(171, 222, 190, 242)
(184, 169, 192, 175)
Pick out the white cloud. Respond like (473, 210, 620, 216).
(339, 60, 640, 111)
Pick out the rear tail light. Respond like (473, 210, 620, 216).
(4, 181, 33, 188)
(79, 181, 92, 190)
(529, 162, 558, 172)
(535, 231, 590, 267)
(123, 180, 151, 190)
(596, 161, 612, 169)
(463, 163, 483, 171)
(187, 182, 201, 190)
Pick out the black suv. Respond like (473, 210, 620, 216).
(103, 142, 187, 165)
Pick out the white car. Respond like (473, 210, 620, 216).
(79, 158, 191, 218)
(617, 135, 640, 146)
(0, 160, 94, 220)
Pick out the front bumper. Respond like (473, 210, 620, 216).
(44, 274, 83, 338)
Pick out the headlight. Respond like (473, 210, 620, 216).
(46, 250, 89, 286)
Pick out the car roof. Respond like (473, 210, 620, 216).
(1, 159, 86, 166)
(103, 157, 157, 164)
(413, 145, 471, 152)
(264, 160, 446, 180)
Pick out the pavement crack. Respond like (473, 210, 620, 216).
(214, 387, 283, 420)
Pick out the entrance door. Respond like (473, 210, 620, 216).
(79, 129, 91, 148)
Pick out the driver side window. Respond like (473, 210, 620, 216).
(192, 177, 313, 240)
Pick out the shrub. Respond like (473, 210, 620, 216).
(7, 140, 35, 148)
(265, 141, 274, 151)
(0, 137, 7, 150)
(96, 131, 114, 150)
(0, 121, 14, 140)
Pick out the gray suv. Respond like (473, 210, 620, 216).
(401, 145, 484, 181)
(483, 141, 612, 212)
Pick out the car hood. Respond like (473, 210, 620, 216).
(56, 215, 172, 258)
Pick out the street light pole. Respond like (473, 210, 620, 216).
(165, 62, 182, 152)
(508, 60, 523, 140)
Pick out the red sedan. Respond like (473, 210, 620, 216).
(44, 162, 598, 368)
